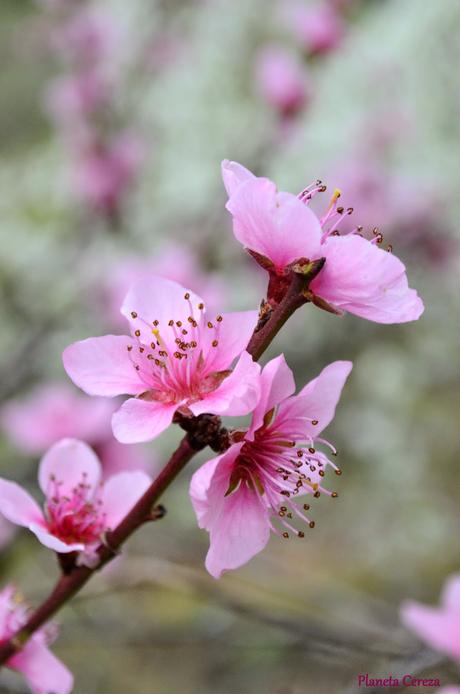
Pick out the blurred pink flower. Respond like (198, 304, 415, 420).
(0, 439, 151, 564)
(104, 244, 225, 329)
(1, 383, 113, 454)
(222, 160, 424, 324)
(329, 159, 454, 267)
(51, 9, 120, 66)
(0, 585, 73, 694)
(63, 277, 261, 444)
(190, 356, 351, 578)
(401, 574, 460, 662)
(146, 31, 185, 73)
(1, 383, 150, 478)
(72, 131, 144, 219)
(45, 72, 112, 127)
(255, 45, 310, 119)
(281, 0, 345, 56)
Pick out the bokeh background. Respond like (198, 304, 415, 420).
(1, 0, 459, 692)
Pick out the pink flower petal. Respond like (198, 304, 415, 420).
(38, 438, 101, 497)
(226, 176, 322, 271)
(190, 444, 270, 578)
(400, 600, 460, 661)
(248, 354, 296, 437)
(206, 483, 270, 578)
(28, 523, 85, 553)
(190, 449, 237, 529)
(10, 638, 73, 694)
(310, 235, 424, 323)
(189, 351, 261, 417)
(120, 276, 204, 350)
(274, 361, 352, 439)
(442, 574, 460, 611)
(0, 480, 44, 527)
(221, 159, 255, 196)
(200, 310, 258, 373)
(101, 470, 152, 528)
(112, 397, 178, 443)
(277, 360, 352, 437)
(63, 335, 146, 397)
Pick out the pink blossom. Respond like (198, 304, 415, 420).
(329, 158, 454, 267)
(45, 72, 112, 127)
(254, 45, 310, 119)
(401, 574, 460, 662)
(0, 383, 150, 478)
(146, 31, 185, 73)
(104, 244, 225, 329)
(72, 131, 144, 219)
(0, 585, 73, 694)
(1, 384, 114, 455)
(0, 438, 151, 563)
(190, 356, 351, 578)
(281, 1, 345, 56)
(50, 10, 120, 66)
(63, 277, 261, 444)
(222, 160, 424, 324)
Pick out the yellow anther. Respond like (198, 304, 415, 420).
(326, 188, 342, 212)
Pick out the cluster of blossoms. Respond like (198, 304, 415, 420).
(0, 159, 425, 691)
(63, 286, 351, 578)
(57, 159, 422, 572)
(0, 585, 72, 693)
(254, 0, 350, 122)
(43, 3, 143, 220)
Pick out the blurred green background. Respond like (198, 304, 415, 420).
(1, 0, 459, 692)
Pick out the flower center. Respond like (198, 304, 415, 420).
(45, 476, 105, 546)
(227, 417, 342, 539)
(127, 294, 225, 403)
(298, 181, 392, 250)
